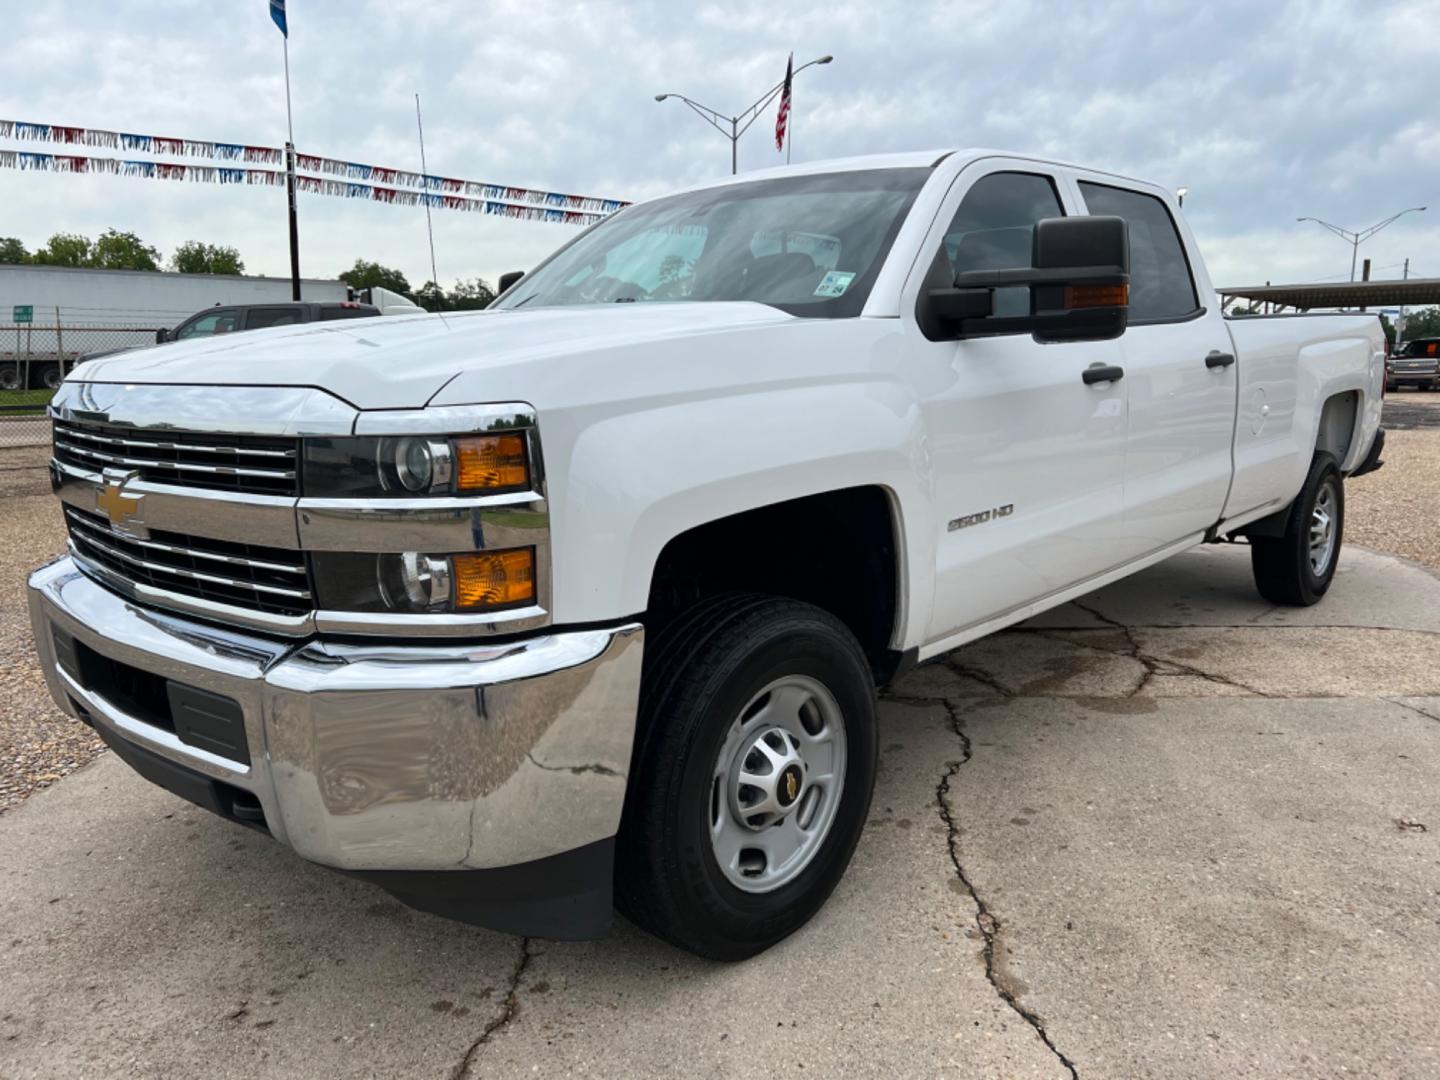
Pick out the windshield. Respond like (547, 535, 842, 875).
(494, 168, 930, 318)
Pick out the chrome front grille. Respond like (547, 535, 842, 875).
(65, 506, 312, 616)
(53, 419, 299, 496)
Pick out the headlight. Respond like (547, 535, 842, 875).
(313, 547, 537, 613)
(303, 433, 531, 497)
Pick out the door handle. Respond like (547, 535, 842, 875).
(1082, 364, 1125, 385)
(1205, 350, 1236, 369)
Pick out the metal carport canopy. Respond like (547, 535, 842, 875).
(1216, 278, 1440, 311)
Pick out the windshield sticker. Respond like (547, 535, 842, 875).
(813, 270, 857, 298)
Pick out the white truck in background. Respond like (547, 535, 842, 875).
(29, 149, 1384, 961)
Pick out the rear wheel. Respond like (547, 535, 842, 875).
(35, 363, 62, 391)
(1250, 453, 1343, 606)
(616, 594, 877, 960)
(0, 365, 20, 392)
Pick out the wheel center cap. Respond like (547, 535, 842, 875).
(777, 764, 804, 808)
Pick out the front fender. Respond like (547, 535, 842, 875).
(548, 379, 932, 648)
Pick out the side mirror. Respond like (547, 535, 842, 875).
(497, 270, 525, 293)
(918, 215, 1129, 344)
(155, 328, 171, 344)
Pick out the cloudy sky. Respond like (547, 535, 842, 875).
(1, 0, 1435, 293)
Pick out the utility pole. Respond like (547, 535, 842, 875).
(274, 1, 301, 300)
(655, 55, 833, 175)
(1297, 206, 1427, 282)
(1397, 257, 1410, 345)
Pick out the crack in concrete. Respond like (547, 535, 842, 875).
(941, 657, 1016, 698)
(1068, 602, 1272, 698)
(526, 752, 621, 777)
(1384, 698, 1440, 725)
(929, 696, 1080, 1080)
(448, 936, 534, 1080)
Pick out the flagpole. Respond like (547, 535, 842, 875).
(282, 30, 301, 300)
(787, 79, 792, 165)
(415, 94, 440, 302)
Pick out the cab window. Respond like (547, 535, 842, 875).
(245, 307, 304, 330)
(1077, 182, 1199, 322)
(940, 171, 1064, 316)
(175, 310, 239, 339)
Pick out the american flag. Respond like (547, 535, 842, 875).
(775, 54, 793, 152)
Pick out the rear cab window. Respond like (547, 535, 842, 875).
(1077, 181, 1199, 323)
(244, 307, 306, 330)
(319, 305, 378, 321)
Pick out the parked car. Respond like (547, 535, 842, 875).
(65, 298, 417, 374)
(1386, 337, 1439, 391)
(29, 149, 1385, 960)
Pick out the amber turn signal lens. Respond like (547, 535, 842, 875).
(1064, 283, 1129, 309)
(452, 548, 536, 609)
(455, 434, 529, 492)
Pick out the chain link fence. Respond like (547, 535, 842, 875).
(0, 324, 160, 447)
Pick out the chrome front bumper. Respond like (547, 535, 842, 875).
(27, 556, 643, 878)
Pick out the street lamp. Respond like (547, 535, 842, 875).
(656, 55, 834, 175)
(1297, 206, 1427, 282)
(1176, 187, 1188, 207)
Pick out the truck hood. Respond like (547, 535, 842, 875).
(69, 304, 797, 411)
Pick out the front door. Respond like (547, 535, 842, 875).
(911, 164, 1130, 644)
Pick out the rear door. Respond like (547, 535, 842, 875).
(907, 161, 1130, 642)
(1074, 180, 1236, 552)
(243, 306, 307, 330)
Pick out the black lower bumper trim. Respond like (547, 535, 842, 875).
(346, 839, 616, 941)
(93, 718, 615, 940)
(90, 719, 267, 831)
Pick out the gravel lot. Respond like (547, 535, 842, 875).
(3, 393, 1437, 816)
(0, 444, 77, 812)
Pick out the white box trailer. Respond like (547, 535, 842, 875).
(1, 265, 350, 389)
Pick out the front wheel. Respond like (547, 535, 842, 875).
(1250, 452, 1344, 606)
(616, 595, 878, 960)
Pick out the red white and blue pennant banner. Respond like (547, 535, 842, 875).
(0, 149, 611, 226)
(0, 118, 628, 220)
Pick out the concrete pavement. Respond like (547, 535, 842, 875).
(3, 543, 1438, 1078)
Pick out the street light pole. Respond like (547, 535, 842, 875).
(1297, 206, 1427, 282)
(656, 55, 833, 175)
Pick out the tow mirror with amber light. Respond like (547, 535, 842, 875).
(917, 215, 1130, 344)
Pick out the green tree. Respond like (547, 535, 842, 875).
(1399, 306, 1440, 341)
(446, 277, 496, 310)
(0, 237, 28, 265)
(31, 232, 92, 267)
(339, 259, 412, 296)
(170, 241, 245, 275)
(413, 280, 447, 312)
(88, 228, 161, 271)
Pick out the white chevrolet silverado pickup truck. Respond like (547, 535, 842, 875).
(28, 150, 1385, 960)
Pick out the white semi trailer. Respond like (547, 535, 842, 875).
(1, 264, 350, 389)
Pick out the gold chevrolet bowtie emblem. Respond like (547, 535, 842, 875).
(97, 473, 144, 529)
(785, 771, 798, 802)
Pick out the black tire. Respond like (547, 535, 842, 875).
(36, 363, 62, 391)
(1250, 452, 1344, 606)
(616, 594, 878, 961)
(0, 364, 20, 393)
